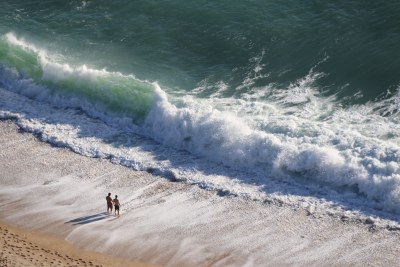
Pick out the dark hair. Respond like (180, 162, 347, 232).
(108, 193, 111, 196)
(115, 195, 118, 198)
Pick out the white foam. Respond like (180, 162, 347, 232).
(141, 71, 400, 215)
(1, 33, 400, 218)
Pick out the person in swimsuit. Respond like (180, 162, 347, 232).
(113, 195, 120, 216)
(106, 193, 113, 213)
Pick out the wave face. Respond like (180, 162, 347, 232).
(1, 1, 400, 220)
(2, 0, 400, 102)
(0, 33, 158, 124)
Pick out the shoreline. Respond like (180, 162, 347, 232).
(0, 219, 154, 267)
(0, 119, 161, 266)
(1, 118, 400, 266)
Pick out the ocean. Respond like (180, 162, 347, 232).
(1, 0, 400, 223)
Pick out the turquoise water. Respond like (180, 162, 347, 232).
(1, 1, 400, 217)
(2, 0, 400, 102)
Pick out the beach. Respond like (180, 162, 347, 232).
(0, 219, 152, 267)
(1, 119, 400, 266)
(0, 119, 156, 267)
(2, 1, 400, 266)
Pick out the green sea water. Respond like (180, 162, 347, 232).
(2, 0, 400, 217)
(1, 0, 400, 104)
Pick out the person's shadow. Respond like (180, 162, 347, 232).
(65, 212, 112, 225)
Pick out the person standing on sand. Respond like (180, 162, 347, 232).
(113, 195, 120, 216)
(106, 193, 113, 213)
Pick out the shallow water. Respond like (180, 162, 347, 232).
(1, 120, 399, 266)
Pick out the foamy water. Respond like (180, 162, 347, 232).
(1, 33, 400, 220)
(2, 119, 400, 266)
(2, 2, 400, 264)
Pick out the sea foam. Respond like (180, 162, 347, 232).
(1, 33, 400, 217)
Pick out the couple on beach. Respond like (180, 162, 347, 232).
(106, 193, 120, 216)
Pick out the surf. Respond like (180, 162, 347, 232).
(1, 33, 400, 218)
(0, 33, 159, 124)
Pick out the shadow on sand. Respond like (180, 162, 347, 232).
(65, 212, 113, 225)
(1, 87, 399, 225)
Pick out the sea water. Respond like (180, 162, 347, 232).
(1, 0, 400, 222)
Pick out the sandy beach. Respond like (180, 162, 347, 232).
(1, 118, 400, 266)
(2, 1, 400, 266)
(0, 219, 153, 267)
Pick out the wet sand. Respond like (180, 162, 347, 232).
(0, 219, 154, 267)
(1, 119, 400, 266)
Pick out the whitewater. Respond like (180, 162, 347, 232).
(2, 2, 400, 265)
(1, 32, 400, 226)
